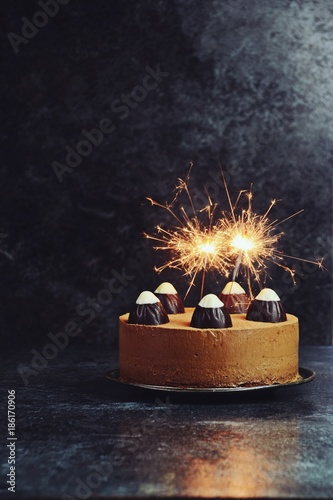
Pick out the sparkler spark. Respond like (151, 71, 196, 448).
(145, 196, 232, 299)
(218, 194, 287, 293)
(218, 182, 324, 297)
(146, 165, 324, 300)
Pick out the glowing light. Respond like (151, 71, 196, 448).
(217, 196, 283, 288)
(231, 234, 256, 252)
(197, 239, 217, 254)
(146, 217, 231, 299)
(146, 164, 324, 300)
(145, 164, 232, 298)
(217, 182, 324, 295)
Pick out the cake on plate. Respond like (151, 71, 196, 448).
(119, 283, 299, 388)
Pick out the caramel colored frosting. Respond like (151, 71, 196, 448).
(119, 308, 299, 388)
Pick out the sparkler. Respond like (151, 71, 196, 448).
(218, 191, 297, 296)
(145, 169, 232, 298)
(218, 170, 324, 297)
(146, 165, 324, 300)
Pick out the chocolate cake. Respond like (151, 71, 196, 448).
(118, 287, 299, 388)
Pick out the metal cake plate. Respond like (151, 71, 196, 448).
(104, 367, 316, 394)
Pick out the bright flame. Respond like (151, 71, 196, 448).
(197, 239, 217, 254)
(218, 197, 284, 289)
(146, 164, 324, 299)
(145, 165, 233, 298)
(231, 234, 256, 252)
(146, 219, 231, 298)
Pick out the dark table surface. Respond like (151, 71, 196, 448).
(1, 345, 333, 499)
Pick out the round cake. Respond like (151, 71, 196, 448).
(119, 306, 299, 388)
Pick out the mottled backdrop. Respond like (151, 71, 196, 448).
(1, 0, 332, 348)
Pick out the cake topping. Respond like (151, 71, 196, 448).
(198, 294, 224, 308)
(154, 282, 185, 314)
(221, 281, 246, 295)
(128, 291, 169, 325)
(154, 282, 177, 294)
(219, 281, 249, 314)
(255, 288, 281, 302)
(246, 287, 287, 323)
(136, 291, 160, 305)
(190, 293, 232, 329)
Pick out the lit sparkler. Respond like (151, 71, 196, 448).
(218, 175, 324, 297)
(146, 165, 324, 300)
(218, 191, 295, 295)
(145, 166, 232, 298)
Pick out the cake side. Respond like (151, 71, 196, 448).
(119, 309, 299, 388)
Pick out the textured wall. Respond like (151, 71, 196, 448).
(1, 0, 332, 347)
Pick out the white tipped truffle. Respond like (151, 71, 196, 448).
(154, 282, 185, 314)
(154, 282, 177, 294)
(219, 281, 249, 314)
(246, 287, 286, 323)
(135, 291, 160, 305)
(198, 294, 224, 308)
(191, 293, 232, 328)
(221, 281, 246, 295)
(129, 291, 169, 325)
(255, 288, 281, 302)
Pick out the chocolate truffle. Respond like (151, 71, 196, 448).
(190, 293, 232, 329)
(154, 282, 185, 314)
(246, 288, 287, 323)
(219, 281, 249, 314)
(128, 291, 169, 325)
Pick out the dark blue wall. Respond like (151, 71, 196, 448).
(1, 0, 332, 346)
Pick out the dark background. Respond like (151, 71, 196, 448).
(0, 0, 332, 348)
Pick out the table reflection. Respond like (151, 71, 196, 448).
(117, 413, 300, 498)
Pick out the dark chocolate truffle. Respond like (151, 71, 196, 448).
(190, 294, 232, 329)
(246, 288, 287, 323)
(219, 281, 249, 314)
(128, 291, 169, 325)
(154, 282, 185, 314)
